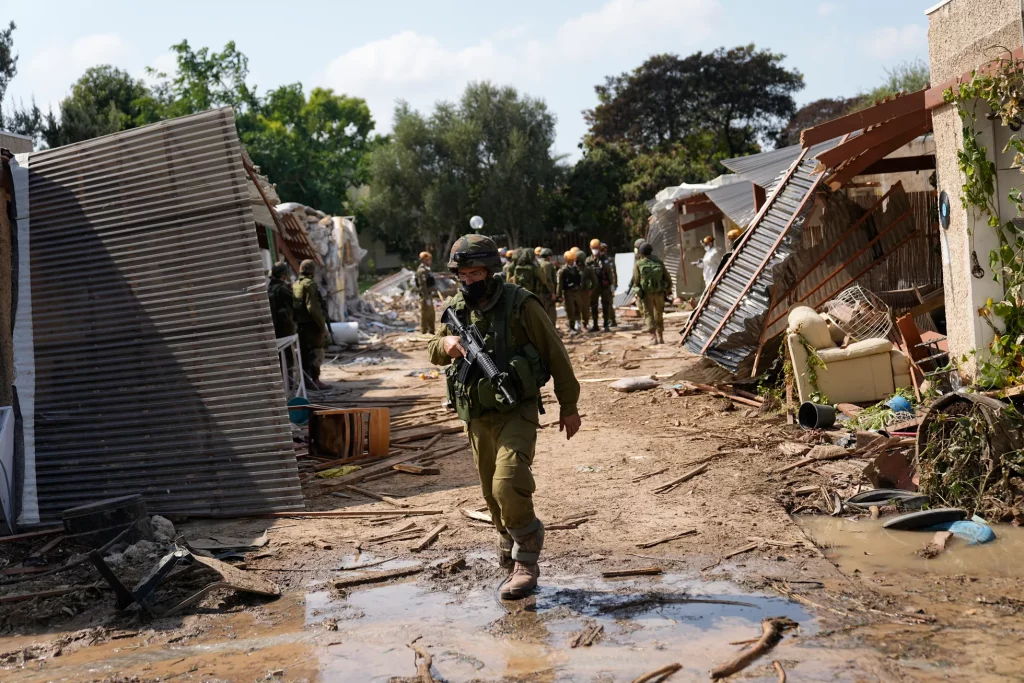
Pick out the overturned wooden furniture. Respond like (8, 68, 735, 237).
(309, 408, 390, 461)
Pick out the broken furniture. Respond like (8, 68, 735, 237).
(277, 334, 307, 398)
(309, 408, 390, 460)
(786, 306, 912, 404)
(63, 495, 152, 549)
(89, 545, 280, 616)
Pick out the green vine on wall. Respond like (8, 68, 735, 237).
(944, 54, 1024, 388)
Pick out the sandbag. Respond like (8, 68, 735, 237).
(609, 376, 660, 393)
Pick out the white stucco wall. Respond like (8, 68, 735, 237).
(928, 0, 1023, 377)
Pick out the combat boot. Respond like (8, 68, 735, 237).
(497, 532, 514, 570)
(500, 562, 540, 599)
(657, 330, 665, 344)
(589, 322, 599, 332)
(650, 332, 659, 345)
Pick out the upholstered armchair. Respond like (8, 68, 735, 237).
(786, 306, 912, 404)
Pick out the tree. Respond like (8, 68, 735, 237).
(241, 84, 375, 215)
(854, 58, 930, 111)
(775, 97, 858, 147)
(363, 82, 562, 258)
(0, 21, 17, 120)
(149, 40, 258, 118)
(585, 46, 804, 159)
(43, 66, 163, 147)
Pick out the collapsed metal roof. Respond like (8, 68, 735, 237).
(704, 179, 757, 228)
(12, 108, 303, 524)
(720, 138, 843, 189)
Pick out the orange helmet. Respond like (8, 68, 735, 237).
(418, 251, 431, 261)
(727, 229, 741, 241)
(702, 236, 714, 246)
(534, 246, 542, 256)
(564, 250, 576, 263)
(589, 238, 600, 249)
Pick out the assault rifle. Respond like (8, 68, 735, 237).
(441, 307, 518, 406)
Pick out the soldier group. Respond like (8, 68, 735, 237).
(266, 259, 331, 390)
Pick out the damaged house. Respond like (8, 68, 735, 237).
(0, 109, 304, 528)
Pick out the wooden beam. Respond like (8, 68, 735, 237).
(752, 184, 767, 213)
(909, 292, 945, 318)
(680, 211, 724, 232)
(676, 211, 688, 287)
(860, 155, 936, 175)
(827, 119, 933, 191)
(801, 89, 926, 147)
(925, 46, 1024, 109)
(814, 109, 929, 172)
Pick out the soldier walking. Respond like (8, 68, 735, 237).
(293, 259, 330, 390)
(416, 251, 436, 334)
(600, 243, 617, 327)
(536, 247, 558, 326)
(585, 238, 615, 331)
(557, 250, 584, 334)
(428, 235, 581, 599)
(633, 243, 671, 345)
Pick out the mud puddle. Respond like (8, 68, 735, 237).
(308, 561, 866, 682)
(799, 516, 1024, 579)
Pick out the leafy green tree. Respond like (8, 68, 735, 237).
(148, 40, 258, 117)
(241, 84, 375, 215)
(364, 82, 561, 258)
(854, 58, 930, 111)
(43, 66, 163, 147)
(0, 21, 17, 118)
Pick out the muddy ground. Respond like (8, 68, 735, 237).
(1, 314, 1024, 682)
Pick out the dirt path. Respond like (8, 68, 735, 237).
(2, 319, 1023, 681)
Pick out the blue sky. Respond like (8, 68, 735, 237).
(1, 0, 930, 159)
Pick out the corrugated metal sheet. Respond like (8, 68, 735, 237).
(704, 180, 756, 228)
(722, 137, 846, 189)
(682, 150, 830, 375)
(25, 108, 302, 522)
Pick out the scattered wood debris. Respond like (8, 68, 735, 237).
(630, 663, 681, 683)
(333, 565, 424, 589)
(652, 464, 708, 494)
(410, 523, 447, 552)
(570, 621, 604, 648)
(636, 529, 696, 549)
(601, 567, 663, 578)
(709, 617, 798, 679)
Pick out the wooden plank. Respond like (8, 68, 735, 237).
(317, 449, 447, 487)
(410, 523, 447, 552)
(333, 566, 424, 589)
(345, 485, 408, 508)
(601, 567, 663, 578)
(827, 119, 933, 191)
(860, 154, 935, 175)
(801, 89, 926, 146)
(679, 210, 724, 233)
(652, 463, 709, 494)
(0, 528, 65, 544)
(752, 183, 767, 212)
(814, 109, 928, 171)
(241, 509, 442, 519)
(636, 529, 697, 549)
(909, 292, 945, 318)
(392, 463, 440, 475)
(392, 424, 464, 444)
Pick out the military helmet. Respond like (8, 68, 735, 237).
(640, 242, 654, 256)
(448, 234, 502, 273)
(600, 242, 608, 252)
(563, 250, 576, 263)
(727, 229, 741, 241)
(634, 237, 646, 250)
(540, 248, 553, 258)
(589, 238, 600, 249)
(299, 259, 316, 276)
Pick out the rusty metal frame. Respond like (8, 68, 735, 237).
(679, 147, 810, 342)
(697, 145, 830, 355)
(241, 156, 303, 273)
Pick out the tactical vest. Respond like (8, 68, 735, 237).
(292, 277, 315, 324)
(445, 283, 551, 421)
(512, 263, 540, 295)
(561, 266, 582, 291)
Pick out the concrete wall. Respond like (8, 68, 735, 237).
(0, 132, 31, 155)
(928, 0, 1023, 377)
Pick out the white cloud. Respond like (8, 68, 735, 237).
(555, 0, 718, 61)
(818, 2, 839, 16)
(16, 33, 129, 111)
(864, 24, 928, 61)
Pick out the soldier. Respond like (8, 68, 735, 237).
(503, 249, 517, 282)
(557, 250, 583, 334)
(536, 248, 558, 326)
(633, 243, 671, 345)
(293, 259, 330, 389)
(415, 251, 436, 334)
(600, 243, 617, 327)
(428, 235, 581, 599)
(575, 247, 597, 332)
(510, 247, 549, 298)
(585, 238, 615, 331)
(267, 263, 296, 339)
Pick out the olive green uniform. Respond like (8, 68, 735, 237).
(415, 262, 436, 334)
(509, 252, 547, 299)
(537, 257, 558, 325)
(576, 264, 597, 328)
(556, 264, 584, 331)
(293, 276, 328, 382)
(585, 254, 615, 329)
(428, 282, 579, 560)
(267, 279, 297, 338)
(503, 260, 515, 282)
(632, 257, 670, 335)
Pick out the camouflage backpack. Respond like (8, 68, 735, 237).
(637, 259, 667, 294)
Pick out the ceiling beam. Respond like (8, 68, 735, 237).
(859, 154, 936, 175)
(679, 211, 723, 232)
(827, 119, 933, 191)
(814, 108, 929, 172)
(800, 89, 927, 148)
